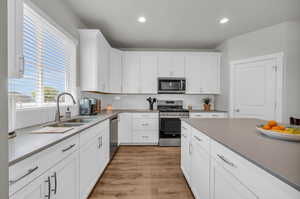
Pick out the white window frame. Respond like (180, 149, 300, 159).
(11, 0, 78, 110)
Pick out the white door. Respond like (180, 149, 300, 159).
(109, 49, 122, 93)
(122, 53, 140, 93)
(118, 113, 132, 144)
(10, 172, 50, 199)
(190, 135, 210, 199)
(211, 160, 258, 199)
(231, 58, 278, 120)
(140, 54, 158, 93)
(53, 152, 79, 199)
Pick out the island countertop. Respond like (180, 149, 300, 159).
(181, 118, 300, 191)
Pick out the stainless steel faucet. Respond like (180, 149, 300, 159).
(55, 92, 76, 123)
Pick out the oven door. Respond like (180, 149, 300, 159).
(158, 79, 186, 94)
(159, 117, 181, 138)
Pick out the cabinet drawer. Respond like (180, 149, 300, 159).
(132, 131, 158, 144)
(181, 122, 191, 138)
(80, 120, 109, 146)
(132, 113, 158, 119)
(190, 113, 210, 118)
(133, 118, 158, 131)
(9, 134, 79, 196)
(191, 127, 210, 152)
(211, 140, 300, 199)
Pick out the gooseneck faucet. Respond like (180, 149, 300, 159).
(55, 92, 76, 123)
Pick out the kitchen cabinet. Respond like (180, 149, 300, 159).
(211, 158, 258, 199)
(140, 54, 158, 93)
(185, 53, 221, 94)
(118, 113, 133, 145)
(79, 29, 110, 92)
(181, 122, 191, 183)
(10, 152, 80, 199)
(79, 122, 109, 199)
(109, 48, 122, 93)
(119, 113, 159, 145)
(122, 53, 140, 93)
(158, 53, 185, 77)
(190, 132, 210, 199)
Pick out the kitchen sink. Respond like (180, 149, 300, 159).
(48, 123, 85, 128)
(65, 118, 96, 123)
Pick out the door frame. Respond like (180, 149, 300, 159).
(229, 53, 284, 122)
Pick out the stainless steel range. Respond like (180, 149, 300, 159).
(158, 100, 189, 146)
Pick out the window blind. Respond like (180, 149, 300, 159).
(9, 3, 75, 109)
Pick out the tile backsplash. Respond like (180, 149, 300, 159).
(81, 92, 216, 110)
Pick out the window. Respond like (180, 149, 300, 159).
(9, 3, 76, 109)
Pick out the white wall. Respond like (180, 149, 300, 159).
(215, 21, 300, 122)
(0, 0, 9, 198)
(82, 93, 216, 111)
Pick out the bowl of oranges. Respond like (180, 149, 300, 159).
(256, 120, 300, 141)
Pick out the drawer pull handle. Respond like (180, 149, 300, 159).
(182, 134, 187, 138)
(51, 172, 57, 194)
(45, 176, 51, 199)
(9, 166, 39, 185)
(142, 136, 149, 138)
(62, 144, 76, 152)
(142, 123, 149, 126)
(217, 154, 237, 168)
(194, 136, 202, 142)
(182, 126, 186, 130)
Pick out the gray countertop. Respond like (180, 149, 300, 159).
(9, 109, 158, 166)
(181, 118, 300, 191)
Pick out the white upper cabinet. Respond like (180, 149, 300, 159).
(158, 53, 185, 77)
(79, 29, 110, 92)
(140, 54, 158, 93)
(109, 49, 122, 93)
(185, 53, 221, 94)
(122, 53, 140, 93)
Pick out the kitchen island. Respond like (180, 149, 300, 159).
(181, 118, 300, 199)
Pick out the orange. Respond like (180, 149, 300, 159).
(272, 126, 281, 131)
(268, 120, 278, 127)
(277, 126, 286, 130)
(262, 125, 271, 130)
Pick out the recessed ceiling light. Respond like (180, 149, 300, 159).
(219, 17, 229, 24)
(138, 16, 146, 23)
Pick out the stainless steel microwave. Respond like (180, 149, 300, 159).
(158, 78, 186, 94)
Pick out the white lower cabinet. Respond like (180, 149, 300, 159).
(190, 132, 210, 199)
(211, 158, 258, 199)
(11, 152, 80, 199)
(181, 121, 300, 199)
(119, 113, 159, 145)
(190, 112, 228, 118)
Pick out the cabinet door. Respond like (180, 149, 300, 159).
(140, 54, 158, 93)
(53, 152, 79, 199)
(185, 54, 206, 94)
(211, 160, 258, 199)
(181, 122, 191, 182)
(109, 49, 122, 93)
(190, 135, 210, 199)
(118, 113, 132, 144)
(122, 54, 140, 93)
(172, 54, 185, 77)
(199, 53, 220, 94)
(10, 172, 50, 199)
(158, 54, 185, 77)
(79, 138, 101, 199)
(97, 34, 109, 92)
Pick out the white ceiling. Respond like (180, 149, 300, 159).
(65, 0, 300, 49)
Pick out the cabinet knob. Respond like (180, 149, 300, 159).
(235, 109, 240, 113)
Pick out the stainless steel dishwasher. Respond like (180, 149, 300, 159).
(110, 116, 119, 159)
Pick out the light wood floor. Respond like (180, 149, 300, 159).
(88, 146, 195, 199)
